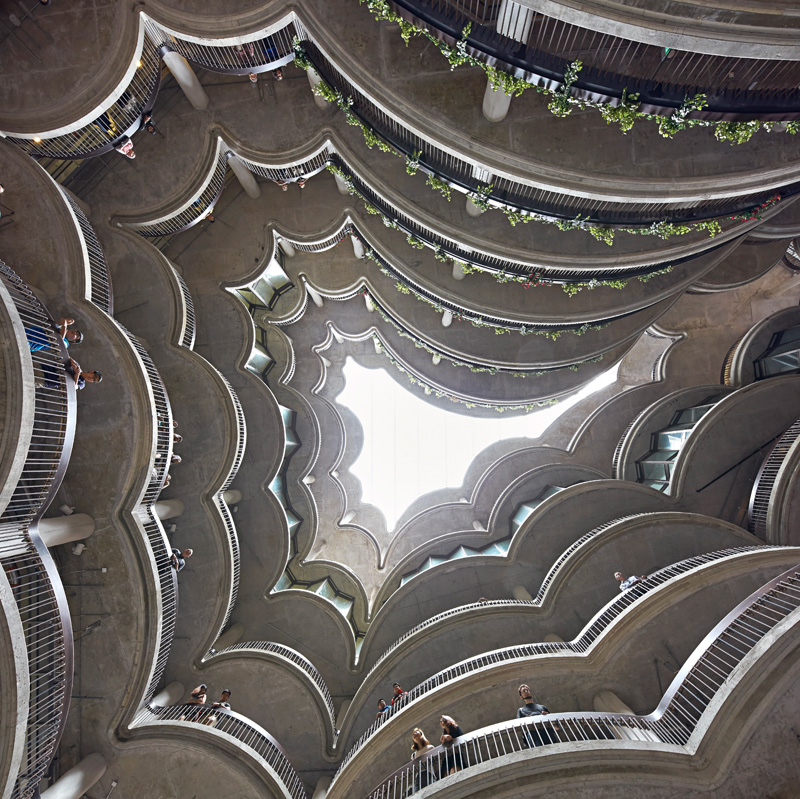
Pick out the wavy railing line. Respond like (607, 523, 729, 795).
(386, 0, 800, 120)
(58, 189, 114, 315)
(173, 270, 196, 349)
(137, 704, 307, 799)
(748, 416, 800, 539)
(333, 545, 784, 780)
(0, 261, 76, 799)
(334, 154, 733, 282)
(213, 641, 337, 737)
(4, 14, 298, 160)
(300, 37, 800, 226)
(363, 563, 800, 799)
(360, 509, 707, 695)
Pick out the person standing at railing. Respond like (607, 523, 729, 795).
(410, 728, 436, 792)
(171, 547, 193, 572)
(517, 684, 554, 747)
(375, 699, 390, 721)
(391, 682, 407, 707)
(615, 571, 647, 590)
(439, 715, 464, 776)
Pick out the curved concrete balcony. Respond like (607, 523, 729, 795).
(370, 0, 800, 121)
(748, 415, 800, 545)
(340, 512, 757, 743)
(722, 305, 800, 387)
(358, 561, 800, 799)
(135, 704, 308, 799)
(327, 546, 799, 799)
(0, 261, 76, 799)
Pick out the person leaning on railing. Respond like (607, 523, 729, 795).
(516, 684, 554, 747)
(439, 715, 464, 776)
(615, 571, 647, 591)
(410, 728, 436, 793)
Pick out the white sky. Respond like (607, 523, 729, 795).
(335, 358, 620, 531)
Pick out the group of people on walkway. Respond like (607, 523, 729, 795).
(375, 682, 408, 721)
(26, 316, 102, 390)
(177, 684, 232, 725)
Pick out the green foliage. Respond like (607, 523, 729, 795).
(405, 149, 422, 175)
(292, 41, 312, 72)
(599, 90, 641, 134)
(485, 65, 530, 98)
(786, 120, 800, 135)
(587, 226, 615, 246)
(406, 234, 425, 249)
(714, 120, 761, 145)
(656, 94, 708, 138)
(394, 281, 411, 294)
(426, 173, 452, 201)
(548, 60, 582, 118)
(469, 184, 493, 212)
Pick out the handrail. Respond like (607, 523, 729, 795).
(748, 416, 800, 539)
(4, 15, 298, 160)
(361, 511, 660, 685)
(138, 704, 308, 799)
(301, 40, 800, 227)
(334, 545, 781, 779)
(362, 562, 800, 799)
(58, 190, 114, 315)
(173, 270, 196, 349)
(213, 641, 337, 738)
(0, 261, 76, 799)
(386, 0, 800, 120)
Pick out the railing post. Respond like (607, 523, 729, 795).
(162, 51, 209, 111)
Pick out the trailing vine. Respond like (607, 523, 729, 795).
(355, 0, 800, 143)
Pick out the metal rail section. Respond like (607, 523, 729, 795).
(334, 546, 785, 780)
(748, 417, 800, 539)
(362, 562, 800, 799)
(300, 37, 800, 227)
(0, 262, 76, 799)
(137, 704, 308, 799)
(388, 0, 800, 118)
(213, 641, 337, 739)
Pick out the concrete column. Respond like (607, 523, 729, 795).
(154, 499, 184, 521)
(364, 293, 375, 312)
(543, 633, 564, 643)
(333, 172, 351, 195)
(302, 278, 324, 308)
(228, 155, 261, 200)
(214, 622, 245, 651)
(332, 329, 344, 344)
(38, 514, 95, 547)
(150, 681, 185, 707)
(466, 195, 487, 217)
(593, 690, 634, 714)
(441, 310, 453, 327)
(276, 238, 295, 258)
(452, 261, 466, 280)
(306, 69, 329, 109)
(222, 489, 242, 504)
(351, 235, 366, 259)
(373, 337, 382, 354)
(432, 353, 441, 365)
(513, 585, 533, 601)
(40, 753, 106, 799)
(482, 78, 514, 122)
(313, 776, 333, 799)
(162, 51, 209, 111)
(764, 273, 800, 299)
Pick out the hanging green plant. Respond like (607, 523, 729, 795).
(547, 60, 583, 118)
(599, 89, 641, 134)
(426, 173, 452, 201)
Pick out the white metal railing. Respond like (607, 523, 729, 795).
(137, 704, 307, 799)
(213, 641, 337, 737)
(362, 562, 800, 799)
(0, 261, 76, 799)
(334, 546, 781, 780)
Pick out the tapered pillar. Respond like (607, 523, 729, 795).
(302, 277, 324, 308)
(351, 235, 366, 259)
(154, 499, 184, 521)
(333, 172, 351, 195)
(441, 310, 453, 327)
(37, 514, 95, 547)
(150, 681, 185, 707)
(513, 585, 533, 601)
(40, 753, 107, 799)
(277, 238, 295, 257)
(228, 155, 261, 199)
(306, 68, 329, 109)
(313, 776, 332, 799)
(482, 78, 513, 122)
(213, 622, 245, 652)
(452, 261, 466, 279)
(162, 51, 209, 110)
(223, 489, 242, 504)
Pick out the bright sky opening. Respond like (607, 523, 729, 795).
(336, 358, 620, 531)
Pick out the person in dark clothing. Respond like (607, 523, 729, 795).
(439, 715, 464, 776)
(171, 548, 193, 572)
(517, 684, 554, 747)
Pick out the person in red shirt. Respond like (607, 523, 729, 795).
(390, 682, 407, 707)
